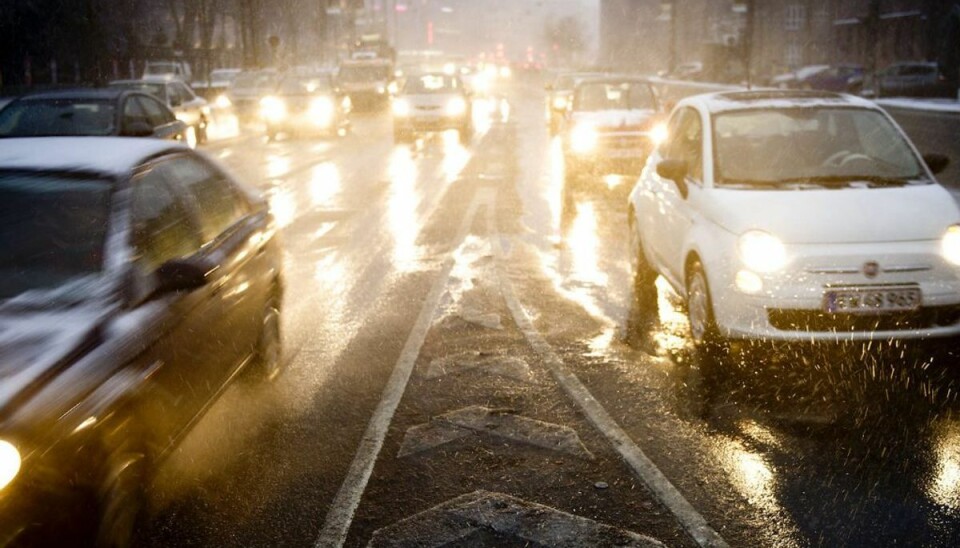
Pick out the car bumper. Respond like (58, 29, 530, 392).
(395, 114, 468, 132)
(708, 239, 960, 342)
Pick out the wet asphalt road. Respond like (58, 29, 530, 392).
(138, 82, 960, 547)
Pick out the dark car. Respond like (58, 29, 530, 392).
(261, 73, 351, 140)
(772, 64, 864, 92)
(0, 137, 283, 546)
(0, 88, 189, 143)
(227, 69, 280, 121)
(109, 78, 210, 147)
(870, 61, 956, 98)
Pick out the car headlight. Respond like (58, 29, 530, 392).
(215, 94, 232, 109)
(941, 225, 960, 266)
(570, 123, 599, 154)
(738, 230, 787, 273)
(376, 85, 387, 94)
(309, 97, 335, 126)
(387, 81, 399, 95)
(260, 96, 287, 122)
(552, 96, 568, 110)
(499, 66, 512, 79)
(650, 122, 668, 146)
(445, 97, 467, 117)
(392, 98, 412, 117)
(0, 440, 21, 490)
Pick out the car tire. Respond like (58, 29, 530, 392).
(628, 214, 658, 307)
(686, 261, 723, 351)
(249, 298, 283, 383)
(96, 420, 148, 548)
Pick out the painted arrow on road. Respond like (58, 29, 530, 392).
(398, 406, 592, 459)
(367, 490, 665, 547)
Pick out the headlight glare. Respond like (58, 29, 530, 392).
(738, 230, 787, 273)
(941, 225, 960, 265)
(552, 96, 568, 110)
(445, 97, 467, 117)
(259, 96, 287, 121)
(392, 99, 412, 117)
(309, 97, 335, 126)
(0, 440, 21, 491)
(215, 94, 232, 109)
(570, 123, 599, 154)
(650, 122, 668, 146)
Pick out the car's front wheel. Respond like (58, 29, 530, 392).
(686, 261, 722, 349)
(628, 214, 658, 307)
(96, 418, 148, 548)
(249, 300, 282, 382)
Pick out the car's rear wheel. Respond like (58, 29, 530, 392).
(249, 298, 282, 382)
(628, 214, 658, 307)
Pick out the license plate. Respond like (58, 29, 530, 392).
(822, 286, 922, 314)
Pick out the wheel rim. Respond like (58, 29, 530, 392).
(688, 271, 710, 343)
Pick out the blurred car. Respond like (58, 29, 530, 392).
(0, 137, 283, 546)
(867, 61, 956, 98)
(142, 60, 192, 82)
(260, 73, 351, 140)
(392, 72, 472, 144)
(227, 69, 280, 121)
(562, 77, 664, 187)
(0, 88, 189, 144)
(628, 90, 957, 353)
(192, 68, 242, 100)
(770, 64, 864, 93)
(337, 59, 395, 111)
(545, 72, 577, 135)
(660, 61, 703, 81)
(109, 77, 210, 147)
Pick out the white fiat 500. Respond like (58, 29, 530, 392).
(628, 90, 958, 345)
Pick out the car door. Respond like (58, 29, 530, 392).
(645, 107, 704, 286)
(159, 153, 272, 388)
(124, 161, 220, 453)
(137, 94, 185, 141)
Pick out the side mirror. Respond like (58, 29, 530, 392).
(923, 153, 950, 175)
(121, 121, 154, 137)
(657, 159, 689, 198)
(154, 257, 213, 295)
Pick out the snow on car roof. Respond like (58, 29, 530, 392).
(685, 90, 878, 113)
(0, 137, 187, 177)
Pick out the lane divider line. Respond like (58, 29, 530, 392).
(315, 188, 495, 548)
(486, 201, 729, 548)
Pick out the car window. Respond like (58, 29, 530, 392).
(666, 108, 702, 181)
(122, 97, 148, 128)
(130, 166, 202, 272)
(0, 99, 116, 137)
(160, 155, 249, 243)
(0, 171, 111, 299)
(137, 96, 173, 126)
(173, 83, 195, 101)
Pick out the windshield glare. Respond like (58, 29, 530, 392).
(0, 172, 111, 299)
(0, 100, 116, 137)
(576, 82, 655, 111)
(713, 108, 925, 185)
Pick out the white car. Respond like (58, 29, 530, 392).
(109, 77, 210, 147)
(628, 90, 957, 347)
(392, 73, 472, 144)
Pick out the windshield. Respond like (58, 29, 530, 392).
(110, 82, 166, 101)
(0, 99, 116, 137)
(403, 74, 460, 94)
(278, 76, 332, 95)
(575, 82, 656, 111)
(714, 108, 925, 185)
(339, 65, 391, 82)
(0, 172, 111, 299)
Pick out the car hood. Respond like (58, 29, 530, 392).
(0, 306, 106, 416)
(572, 109, 656, 129)
(702, 183, 960, 244)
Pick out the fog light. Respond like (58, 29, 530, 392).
(735, 270, 763, 294)
(942, 225, 960, 266)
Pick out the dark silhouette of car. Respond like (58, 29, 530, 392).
(868, 62, 956, 98)
(0, 88, 189, 143)
(0, 137, 283, 546)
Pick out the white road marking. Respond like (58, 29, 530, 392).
(315, 188, 495, 548)
(486, 201, 730, 548)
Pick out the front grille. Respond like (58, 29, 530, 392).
(767, 306, 960, 332)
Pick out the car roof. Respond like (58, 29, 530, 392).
(15, 88, 127, 101)
(0, 137, 188, 178)
(682, 89, 878, 114)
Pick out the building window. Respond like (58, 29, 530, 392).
(786, 37, 802, 67)
(785, 4, 806, 31)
